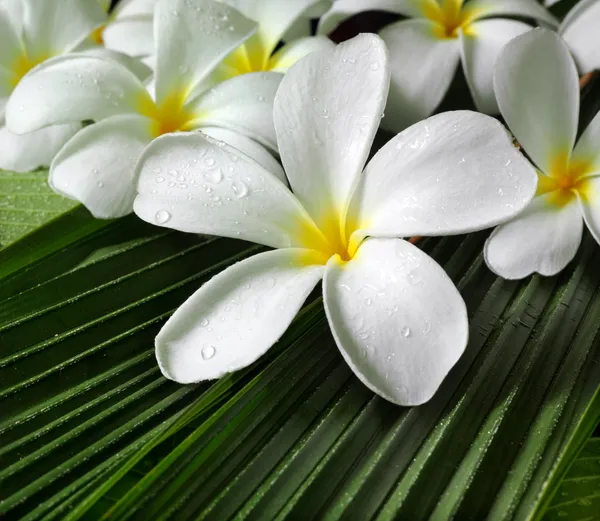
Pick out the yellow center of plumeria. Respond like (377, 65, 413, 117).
(90, 24, 106, 45)
(138, 91, 197, 137)
(422, 0, 481, 39)
(221, 34, 278, 76)
(10, 52, 49, 87)
(537, 151, 596, 207)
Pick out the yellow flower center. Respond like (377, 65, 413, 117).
(90, 24, 106, 45)
(537, 151, 596, 207)
(422, 0, 481, 39)
(138, 91, 197, 137)
(10, 52, 49, 87)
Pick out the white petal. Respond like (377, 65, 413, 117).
(6, 54, 151, 134)
(467, 0, 559, 27)
(545, 0, 562, 6)
(380, 19, 460, 133)
(493, 29, 579, 174)
(274, 34, 389, 230)
(484, 196, 583, 279)
(102, 18, 154, 58)
(0, 0, 23, 32)
(79, 47, 152, 81)
(0, 4, 22, 80)
(323, 237, 468, 406)
(317, 0, 423, 36)
(154, 0, 256, 105)
(572, 111, 600, 174)
(134, 132, 321, 249)
(269, 36, 335, 72)
(20, 0, 107, 57)
(223, 0, 328, 56)
(560, 0, 600, 73)
(188, 71, 282, 151)
(113, 0, 157, 17)
(349, 111, 537, 239)
(50, 115, 153, 219)
(577, 177, 600, 244)
(460, 19, 532, 115)
(0, 123, 81, 172)
(156, 248, 324, 383)
(199, 126, 286, 184)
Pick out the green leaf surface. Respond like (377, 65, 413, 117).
(0, 208, 598, 520)
(0, 169, 77, 249)
(543, 438, 600, 521)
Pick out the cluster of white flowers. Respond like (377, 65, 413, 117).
(2, 0, 599, 406)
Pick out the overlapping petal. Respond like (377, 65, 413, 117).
(459, 19, 531, 114)
(468, 0, 558, 27)
(484, 196, 583, 278)
(6, 54, 151, 133)
(154, 0, 256, 105)
(324, 237, 468, 406)
(380, 19, 460, 132)
(273, 34, 389, 231)
(493, 28, 579, 174)
(572, 112, 600, 175)
(156, 248, 325, 383)
(269, 36, 335, 72)
(134, 132, 324, 249)
(50, 115, 154, 218)
(560, 0, 600, 73)
(0, 4, 22, 82)
(188, 71, 283, 150)
(0, 123, 81, 172)
(348, 111, 537, 240)
(577, 178, 600, 244)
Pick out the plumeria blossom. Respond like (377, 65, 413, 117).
(0, 0, 106, 172)
(90, 0, 158, 59)
(133, 35, 537, 405)
(317, 0, 557, 133)
(6, 0, 286, 219)
(210, 0, 334, 82)
(486, 29, 600, 279)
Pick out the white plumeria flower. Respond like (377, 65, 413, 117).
(555, 0, 600, 74)
(317, 0, 557, 133)
(485, 29, 600, 279)
(0, 0, 106, 172)
(6, 0, 285, 219)
(133, 35, 537, 405)
(210, 0, 334, 81)
(90, 0, 158, 59)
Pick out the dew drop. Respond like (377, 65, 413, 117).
(232, 180, 249, 198)
(370, 61, 380, 71)
(96, 181, 104, 188)
(364, 298, 372, 306)
(205, 157, 216, 167)
(155, 176, 165, 183)
(401, 326, 411, 338)
(200, 318, 209, 327)
(202, 346, 216, 360)
(155, 209, 171, 224)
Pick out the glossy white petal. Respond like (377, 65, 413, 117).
(560, 0, 600, 73)
(0, 0, 23, 32)
(102, 18, 154, 58)
(113, 0, 157, 17)
(349, 111, 537, 240)
(223, 0, 328, 56)
(156, 248, 324, 383)
(324, 237, 467, 406)
(6, 54, 151, 134)
(460, 19, 531, 115)
(0, 123, 81, 172)
(274, 34, 389, 230)
(578, 178, 600, 245)
(380, 19, 460, 133)
(494, 29, 579, 174)
(572, 111, 600, 175)
(199, 126, 286, 183)
(134, 132, 320, 249)
(50, 115, 153, 219)
(188, 71, 282, 150)
(468, 0, 558, 27)
(80, 47, 152, 81)
(20, 0, 106, 57)
(484, 196, 583, 279)
(269, 36, 335, 72)
(154, 0, 255, 105)
(545, 0, 562, 6)
(317, 0, 423, 36)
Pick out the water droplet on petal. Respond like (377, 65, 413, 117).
(202, 346, 216, 360)
(364, 298, 372, 306)
(200, 318, 209, 327)
(401, 326, 411, 338)
(155, 209, 171, 224)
